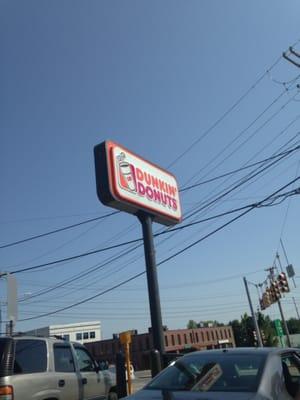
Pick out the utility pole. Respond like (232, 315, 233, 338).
(243, 277, 263, 347)
(292, 297, 300, 320)
(277, 299, 291, 347)
(280, 239, 296, 288)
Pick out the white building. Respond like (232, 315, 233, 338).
(25, 321, 101, 344)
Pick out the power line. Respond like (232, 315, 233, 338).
(182, 85, 298, 188)
(180, 144, 300, 192)
(167, 55, 282, 169)
(17, 244, 142, 302)
(17, 176, 300, 322)
(7, 184, 299, 278)
(184, 141, 300, 221)
(0, 211, 119, 250)
(3, 237, 143, 276)
(4, 138, 299, 262)
(6, 135, 299, 279)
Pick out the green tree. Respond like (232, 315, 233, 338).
(229, 313, 255, 347)
(257, 313, 278, 347)
(287, 318, 300, 334)
(187, 320, 198, 329)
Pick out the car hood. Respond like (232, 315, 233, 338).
(122, 389, 261, 400)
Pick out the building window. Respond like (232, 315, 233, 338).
(76, 333, 82, 341)
(83, 332, 89, 340)
(201, 332, 204, 342)
(184, 334, 187, 344)
(90, 331, 96, 339)
(190, 333, 193, 343)
(206, 331, 210, 341)
(216, 330, 219, 340)
(224, 329, 228, 339)
(63, 334, 70, 341)
(220, 330, 223, 340)
(228, 329, 231, 338)
(211, 331, 215, 340)
(165, 336, 168, 347)
(195, 332, 199, 342)
(177, 334, 181, 345)
(171, 335, 175, 346)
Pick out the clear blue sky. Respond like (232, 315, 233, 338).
(1, 0, 300, 339)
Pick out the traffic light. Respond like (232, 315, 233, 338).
(259, 297, 266, 311)
(277, 272, 290, 293)
(261, 330, 266, 345)
(270, 280, 281, 302)
(253, 330, 258, 345)
(263, 288, 272, 307)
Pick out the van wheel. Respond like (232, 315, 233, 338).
(107, 390, 118, 400)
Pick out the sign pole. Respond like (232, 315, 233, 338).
(243, 277, 263, 347)
(138, 212, 165, 357)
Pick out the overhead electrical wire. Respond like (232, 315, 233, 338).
(4, 140, 299, 284)
(183, 141, 300, 221)
(0, 211, 119, 250)
(1, 45, 298, 265)
(17, 176, 300, 322)
(180, 143, 300, 192)
(2, 139, 299, 255)
(6, 43, 300, 308)
(7, 178, 300, 278)
(182, 83, 299, 189)
(13, 134, 300, 307)
(167, 55, 283, 169)
(167, 38, 297, 171)
(2, 56, 299, 258)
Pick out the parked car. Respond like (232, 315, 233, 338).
(0, 335, 118, 400)
(121, 347, 300, 399)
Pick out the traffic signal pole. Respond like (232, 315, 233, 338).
(243, 277, 263, 347)
(278, 299, 291, 347)
(292, 297, 300, 320)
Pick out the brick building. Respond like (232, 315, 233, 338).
(85, 325, 235, 370)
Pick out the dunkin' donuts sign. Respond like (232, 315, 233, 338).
(94, 141, 182, 226)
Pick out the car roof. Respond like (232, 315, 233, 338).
(179, 347, 299, 359)
(0, 335, 71, 345)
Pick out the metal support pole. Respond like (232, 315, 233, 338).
(116, 352, 127, 399)
(138, 213, 165, 358)
(278, 299, 291, 347)
(280, 239, 296, 287)
(243, 277, 263, 347)
(293, 297, 300, 320)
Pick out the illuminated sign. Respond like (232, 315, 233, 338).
(94, 140, 182, 226)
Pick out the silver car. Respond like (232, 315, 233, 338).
(122, 347, 300, 399)
(0, 335, 118, 400)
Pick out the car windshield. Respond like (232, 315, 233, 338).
(145, 352, 266, 393)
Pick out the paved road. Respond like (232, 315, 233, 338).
(132, 370, 151, 393)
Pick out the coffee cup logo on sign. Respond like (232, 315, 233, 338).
(117, 152, 137, 192)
